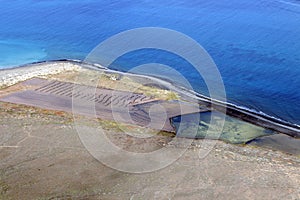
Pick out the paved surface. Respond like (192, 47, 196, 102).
(0, 78, 207, 132)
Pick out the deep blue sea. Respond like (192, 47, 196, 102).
(1, 0, 300, 125)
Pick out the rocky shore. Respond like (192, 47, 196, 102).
(0, 60, 81, 88)
(1, 60, 299, 137)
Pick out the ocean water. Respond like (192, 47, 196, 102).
(1, 0, 300, 125)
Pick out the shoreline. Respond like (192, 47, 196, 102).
(0, 60, 300, 199)
(1, 59, 300, 139)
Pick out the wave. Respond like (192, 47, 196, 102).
(191, 88, 300, 128)
(275, 0, 300, 7)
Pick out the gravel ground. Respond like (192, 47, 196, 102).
(0, 62, 299, 199)
(0, 102, 299, 200)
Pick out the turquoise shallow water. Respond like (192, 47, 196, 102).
(172, 111, 275, 144)
(0, 0, 300, 125)
(0, 39, 46, 66)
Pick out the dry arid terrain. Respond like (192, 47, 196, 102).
(0, 63, 299, 199)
